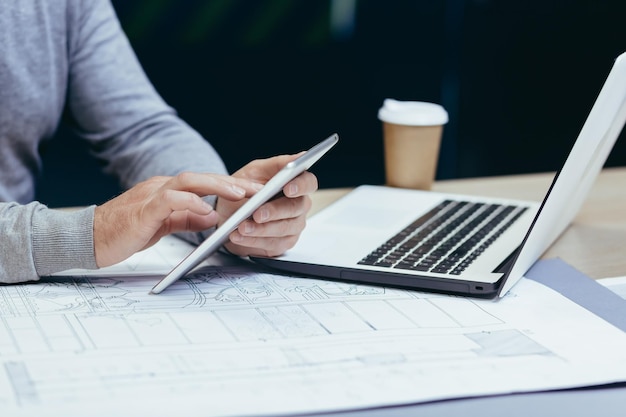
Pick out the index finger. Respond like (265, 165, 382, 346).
(166, 172, 263, 200)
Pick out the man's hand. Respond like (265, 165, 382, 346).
(216, 153, 319, 258)
(93, 172, 262, 268)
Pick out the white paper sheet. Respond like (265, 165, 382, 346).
(599, 276, 626, 299)
(3, 261, 626, 417)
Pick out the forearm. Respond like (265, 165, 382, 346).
(0, 202, 97, 283)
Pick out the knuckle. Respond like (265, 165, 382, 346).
(278, 219, 292, 236)
(243, 159, 265, 176)
(161, 188, 177, 201)
(276, 199, 303, 220)
(283, 235, 299, 250)
(240, 235, 260, 248)
(176, 171, 195, 184)
(302, 195, 312, 212)
(294, 217, 307, 234)
(270, 235, 298, 256)
(307, 172, 319, 189)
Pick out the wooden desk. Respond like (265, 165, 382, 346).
(310, 166, 626, 280)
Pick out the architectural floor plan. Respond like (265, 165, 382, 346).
(2, 247, 626, 416)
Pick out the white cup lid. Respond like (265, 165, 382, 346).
(378, 99, 448, 126)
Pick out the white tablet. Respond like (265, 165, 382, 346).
(150, 133, 339, 294)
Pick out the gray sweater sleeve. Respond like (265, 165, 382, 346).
(0, 0, 227, 283)
(0, 203, 96, 283)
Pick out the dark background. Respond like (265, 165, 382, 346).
(38, 0, 626, 207)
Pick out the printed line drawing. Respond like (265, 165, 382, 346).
(3, 264, 626, 417)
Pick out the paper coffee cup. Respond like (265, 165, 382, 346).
(378, 99, 448, 190)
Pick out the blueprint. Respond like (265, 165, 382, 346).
(3, 261, 626, 416)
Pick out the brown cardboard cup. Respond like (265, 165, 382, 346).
(378, 99, 448, 190)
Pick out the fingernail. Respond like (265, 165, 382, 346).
(288, 183, 298, 196)
(231, 232, 242, 242)
(259, 208, 269, 222)
(243, 222, 254, 234)
(232, 185, 246, 196)
(202, 201, 214, 212)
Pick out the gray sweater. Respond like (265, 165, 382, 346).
(0, 0, 228, 283)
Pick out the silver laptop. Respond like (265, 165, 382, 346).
(252, 52, 626, 298)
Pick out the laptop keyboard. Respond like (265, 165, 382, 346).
(358, 200, 528, 275)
